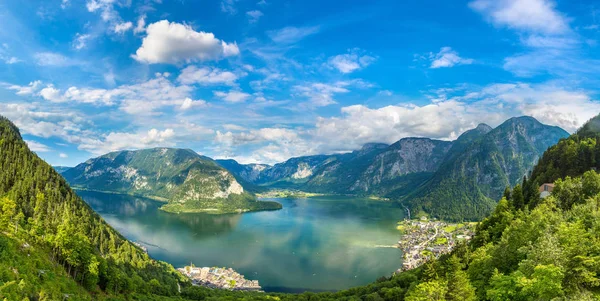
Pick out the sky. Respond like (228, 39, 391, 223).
(1, 0, 599, 166)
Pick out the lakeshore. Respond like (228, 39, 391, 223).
(178, 265, 262, 292)
(396, 218, 476, 271)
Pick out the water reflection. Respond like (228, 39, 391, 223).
(77, 190, 404, 292)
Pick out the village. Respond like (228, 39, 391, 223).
(396, 217, 476, 272)
(178, 265, 263, 292)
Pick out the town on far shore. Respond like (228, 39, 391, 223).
(396, 217, 476, 272)
(178, 265, 262, 292)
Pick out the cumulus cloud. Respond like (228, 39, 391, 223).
(327, 49, 376, 73)
(469, 0, 569, 34)
(39, 85, 66, 103)
(59, 153, 68, 158)
(177, 66, 239, 85)
(246, 10, 263, 23)
(267, 26, 320, 44)
(132, 20, 240, 64)
(214, 90, 251, 103)
(310, 83, 600, 154)
(180, 97, 208, 110)
(429, 47, 474, 68)
(79, 128, 177, 154)
(215, 127, 310, 163)
(7, 80, 42, 95)
(25, 140, 52, 152)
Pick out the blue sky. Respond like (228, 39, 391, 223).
(1, 0, 599, 166)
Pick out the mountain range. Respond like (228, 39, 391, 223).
(58, 116, 568, 220)
(216, 116, 568, 220)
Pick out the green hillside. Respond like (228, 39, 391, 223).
(62, 148, 281, 214)
(402, 116, 569, 221)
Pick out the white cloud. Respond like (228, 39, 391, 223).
(293, 80, 371, 108)
(267, 26, 320, 44)
(59, 153, 68, 158)
(469, 0, 569, 34)
(73, 33, 91, 50)
(34, 52, 75, 66)
(7, 80, 42, 95)
(79, 128, 177, 154)
(25, 140, 52, 152)
(180, 97, 208, 110)
(7, 74, 195, 114)
(113, 21, 133, 34)
(246, 10, 263, 23)
(177, 66, 239, 85)
(5, 57, 21, 64)
(134, 15, 146, 34)
(132, 20, 240, 64)
(308, 82, 599, 154)
(327, 49, 376, 73)
(429, 47, 474, 68)
(0, 103, 90, 142)
(61, 0, 69, 9)
(86, 0, 119, 22)
(39, 85, 66, 103)
(214, 90, 251, 103)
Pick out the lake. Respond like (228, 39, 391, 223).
(77, 190, 405, 292)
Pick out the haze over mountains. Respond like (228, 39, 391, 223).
(61, 116, 568, 220)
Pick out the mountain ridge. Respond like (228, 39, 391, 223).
(62, 147, 281, 214)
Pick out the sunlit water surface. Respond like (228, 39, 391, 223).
(78, 190, 404, 292)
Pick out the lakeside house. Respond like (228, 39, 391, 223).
(539, 183, 555, 198)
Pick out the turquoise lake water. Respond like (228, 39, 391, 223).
(78, 190, 404, 292)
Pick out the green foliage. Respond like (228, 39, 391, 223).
(0, 116, 186, 299)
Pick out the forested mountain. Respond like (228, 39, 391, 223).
(403, 116, 569, 221)
(221, 117, 567, 220)
(0, 116, 186, 299)
(62, 148, 280, 214)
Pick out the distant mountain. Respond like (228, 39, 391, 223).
(403, 116, 569, 220)
(62, 148, 281, 214)
(53, 165, 72, 173)
(252, 155, 335, 187)
(347, 138, 452, 195)
(220, 116, 568, 220)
